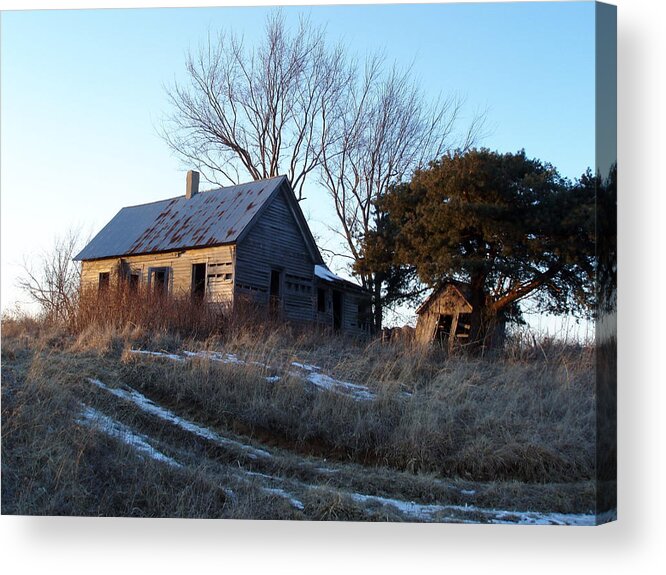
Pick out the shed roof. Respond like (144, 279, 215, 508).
(75, 176, 288, 261)
(415, 282, 472, 315)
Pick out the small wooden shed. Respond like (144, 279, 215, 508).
(415, 283, 474, 349)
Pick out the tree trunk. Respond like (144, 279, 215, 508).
(372, 271, 385, 332)
(467, 273, 489, 354)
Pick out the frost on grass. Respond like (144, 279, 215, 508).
(77, 405, 181, 468)
(88, 378, 271, 459)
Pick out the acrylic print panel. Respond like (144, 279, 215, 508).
(1, 1, 616, 525)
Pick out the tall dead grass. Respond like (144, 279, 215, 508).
(2, 303, 602, 518)
(113, 325, 596, 484)
(74, 285, 228, 339)
(0, 337, 308, 518)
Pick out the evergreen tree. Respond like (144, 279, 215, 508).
(362, 149, 596, 347)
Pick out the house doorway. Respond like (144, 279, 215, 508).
(191, 263, 206, 301)
(332, 290, 343, 331)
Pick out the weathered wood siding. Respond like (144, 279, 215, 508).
(234, 189, 315, 323)
(342, 291, 372, 337)
(314, 281, 371, 337)
(415, 285, 474, 345)
(80, 245, 235, 303)
(415, 312, 439, 343)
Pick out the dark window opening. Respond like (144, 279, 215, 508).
(149, 267, 169, 295)
(456, 313, 472, 341)
(191, 263, 206, 300)
(129, 273, 139, 292)
(436, 313, 471, 346)
(269, 269, 282, 314)
(357, 301, 371, 330)
(98, 272, 110, 292)
(332, 290, 343, 331)
(317, 288, 326, 313)
(436, 315, 453, 343)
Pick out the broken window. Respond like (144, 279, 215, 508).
(148, 267, 170, 295)
(98, 272, 110, 292)
(128, 273, 139, 292)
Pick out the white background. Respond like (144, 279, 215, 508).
(1, 1, 663, 573)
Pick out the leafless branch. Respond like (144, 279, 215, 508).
(160, 11, 349, 201)
(17, 229, 83, 324)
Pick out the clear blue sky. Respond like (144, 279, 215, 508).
(1, 1, 596, 333)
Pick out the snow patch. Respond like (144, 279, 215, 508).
(314, 265, 349, 284)
(87, 378, 271, 460)
(129, 348, 377, 402)
(262, 487, 305, 510)
(182, 350, 248, 365)
(291, 362, 375, 400)
(348, 493, 597, 525)
(290, 361, 319, 372)
(128, 349, 184, 362)
(77, 405, 181, 468)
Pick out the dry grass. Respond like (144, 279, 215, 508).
(117, 335, 595, 483)
(1, 310, 606, 519)
(74, 285, 229, 339)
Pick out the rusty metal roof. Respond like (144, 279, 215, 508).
(74, 176, 287, 261)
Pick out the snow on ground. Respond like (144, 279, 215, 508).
(237, 466, 596, 525)
(182, 350, 248, 365)
(289, 362, 376, 400)
(87, 378, 271, 459)
(129, 348, 377, 400)
(128, 349, 184, 362)
(83, 377, 599, 525)
(348, 493, 598, 525)
(261, 488, 305, 510)
(77, 404, 182, 468)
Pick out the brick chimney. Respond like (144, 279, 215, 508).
(186, 170, 199, 199)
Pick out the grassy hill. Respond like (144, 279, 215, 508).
(1, 313, 607, 524)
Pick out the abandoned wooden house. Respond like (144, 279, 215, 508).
(74, 171, 372, 336)
(414, 282, 506, 349)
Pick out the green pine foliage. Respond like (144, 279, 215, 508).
(362, 149, 597, 344)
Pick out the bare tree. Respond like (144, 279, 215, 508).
(162, 12, 351, 200)
(320, 57, 484, 329)
(163, 11, 483, 328)
(18, 230, 82, 324)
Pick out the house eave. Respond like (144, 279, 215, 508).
(74, 241, 237, 262)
